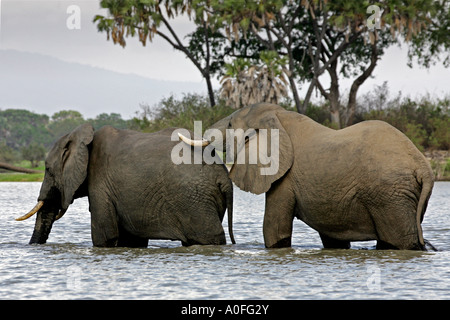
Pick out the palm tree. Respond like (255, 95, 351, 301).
(220, 51, 290, 109)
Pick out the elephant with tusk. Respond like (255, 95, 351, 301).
(18, 124, 235, 247)
(181, 103, 435, 250)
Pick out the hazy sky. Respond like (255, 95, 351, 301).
(0, 0, 449, 117)
(0, 0, 201, 82)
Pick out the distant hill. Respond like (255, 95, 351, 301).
(0, 49, 205, 119)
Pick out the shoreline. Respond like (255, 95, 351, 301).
(1, 150, 449, 182)
(424, 150, 450, 182)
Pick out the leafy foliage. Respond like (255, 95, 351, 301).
(22, 143, 46, 168)
(0, 109, 130, 164)
(130, 93, 234, 132)
(357, 83, 450, 150)
(407, 0, 450, 68)
(219, 51, 289, 108)
(0, 109, 50, 150)
(94, 0, 225, 106)
(93, 0, 449, 128)
(130, 89, 449, 152)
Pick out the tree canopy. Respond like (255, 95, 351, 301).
(209, 0, 447, 127)
(94, 0, 226, 107)
(94, 0, 449, 128)
(0, 109, 129, 166)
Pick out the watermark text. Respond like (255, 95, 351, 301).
(171, 121, 280, 176)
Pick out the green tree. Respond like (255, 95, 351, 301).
(209, 0, 445, 128)
(359, 84, 450, 151)
(89, 113, 128, 130)
(22, 143, 46, 167)
(94, 0, 226, 107)
(131, 92, 233, 132)
(407, 0, 450, 68)
(47, 110, 85, 139)
(220, 51, 289, 108)
(0, 109, 51, 149)
(0, 141, 18, 163)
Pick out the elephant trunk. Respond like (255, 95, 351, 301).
(29, 210, 58, 244)
(17, 200, 61, 245)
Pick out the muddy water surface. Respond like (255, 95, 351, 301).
(1, 182, 449, 299)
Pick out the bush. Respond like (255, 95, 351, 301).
(131, 89, 449, 153)
(359, 86, 449, 151)
(131, 93, 235, 133)
(404, 123, 427, 152)
(0, 141, 19, 163)
(22, 143, 46, 167)
(429, 117, 450, 150)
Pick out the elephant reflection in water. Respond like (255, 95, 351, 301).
(17, 125, 235, 247)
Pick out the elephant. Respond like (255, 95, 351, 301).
(16, 124, 235, 247)
(181, 103, 434, 250)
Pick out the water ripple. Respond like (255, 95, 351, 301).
(1, 182, 450, 299)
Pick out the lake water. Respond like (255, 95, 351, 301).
(0, 181, 449, 300)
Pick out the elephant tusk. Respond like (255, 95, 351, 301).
(55, 208, 67, 221)
(15, 201, 44, 221)
(178, 132, 209, 147)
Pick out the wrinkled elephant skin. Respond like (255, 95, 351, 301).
(19, 125, 234, 247)
(207, 103, 434, 250)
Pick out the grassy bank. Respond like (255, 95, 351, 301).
(0, 152, 449, 182)
(0, 172, 44, 182)
(0, 161, 44, 182)
(426, 150, 450, 181)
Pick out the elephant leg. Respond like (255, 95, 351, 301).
(89, 193, 120, 247)
(118, 224, 148, 248)
(182, 215, 226, 246)
(319, 233, 351, 249)
(263, 179, 296, 248)
(371, 202, 424, 250)
(376, 240, 398, 250)
(376, 237, 423, 250)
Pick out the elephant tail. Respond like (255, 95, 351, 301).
(224, 183, 236, 244)
(416, 169, 434, 249)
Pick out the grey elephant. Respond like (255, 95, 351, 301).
(16, 124, 235, 247)
(181, 103, 434, 250)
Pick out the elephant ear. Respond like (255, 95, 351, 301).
(229, 110, 293, 194)
(60, 124, 94, 209)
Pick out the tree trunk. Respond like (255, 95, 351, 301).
(302, 79, 316, 114)
(289, 76, 303, 114)
(205, 74, 216, 107)
(203, 22, 216, 108)
(345, 42, 378, 126)
(0, 162, 43, 174)
(327, 60, 341, 129)
(315, 60, 341, 129)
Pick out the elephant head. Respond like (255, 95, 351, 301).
(16, 124, 94, 244)
(179, 103, 294, 194)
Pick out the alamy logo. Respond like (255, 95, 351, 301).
(366, 5, 382, 30)
(366, 264, 382, 291)
(171, 121, 280, 176)
(0, 3, 81, 38)
(66, 4, 81, 30)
